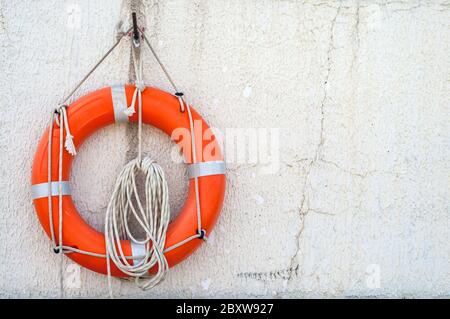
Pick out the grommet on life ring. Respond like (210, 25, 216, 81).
(31, 85, 226, 277)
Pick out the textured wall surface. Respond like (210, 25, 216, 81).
(0, 0, 449, 298)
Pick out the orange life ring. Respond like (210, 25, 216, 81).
(31, 85, 226, 277)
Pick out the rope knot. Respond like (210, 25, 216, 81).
(54, 105, 77, 156)
(53, 104, 66, 124)
(124, 44, 145, 118)
(123, 84, 145, 117)
(198, 229, 207, 241)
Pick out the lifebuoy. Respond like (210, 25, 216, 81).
(31, 85, 226, 277)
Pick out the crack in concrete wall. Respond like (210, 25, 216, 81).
(287, 3, 343, 283)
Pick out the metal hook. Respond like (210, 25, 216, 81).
(132, 12, 140, 47)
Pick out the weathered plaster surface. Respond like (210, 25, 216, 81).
(0, 0, 449, 298)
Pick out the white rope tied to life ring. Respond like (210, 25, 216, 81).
(44, 25, 203, 298)
(104, 40, 170, 297)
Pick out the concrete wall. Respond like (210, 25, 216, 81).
(0, 0, 449, 298)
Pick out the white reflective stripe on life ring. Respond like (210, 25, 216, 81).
(131, 241, 146, 265)
(31, 181, 71, 199)
(187, 160, 225, 179)
(111, 85, 129, 123)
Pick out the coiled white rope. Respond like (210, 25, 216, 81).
(105, 158, 170, 292)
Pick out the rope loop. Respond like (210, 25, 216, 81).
(198, 229, 207, 241)
(175, 92, 185, 112)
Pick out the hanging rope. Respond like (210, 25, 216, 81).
(45, 19, 208, 298)
(105, 42, 170, 297)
